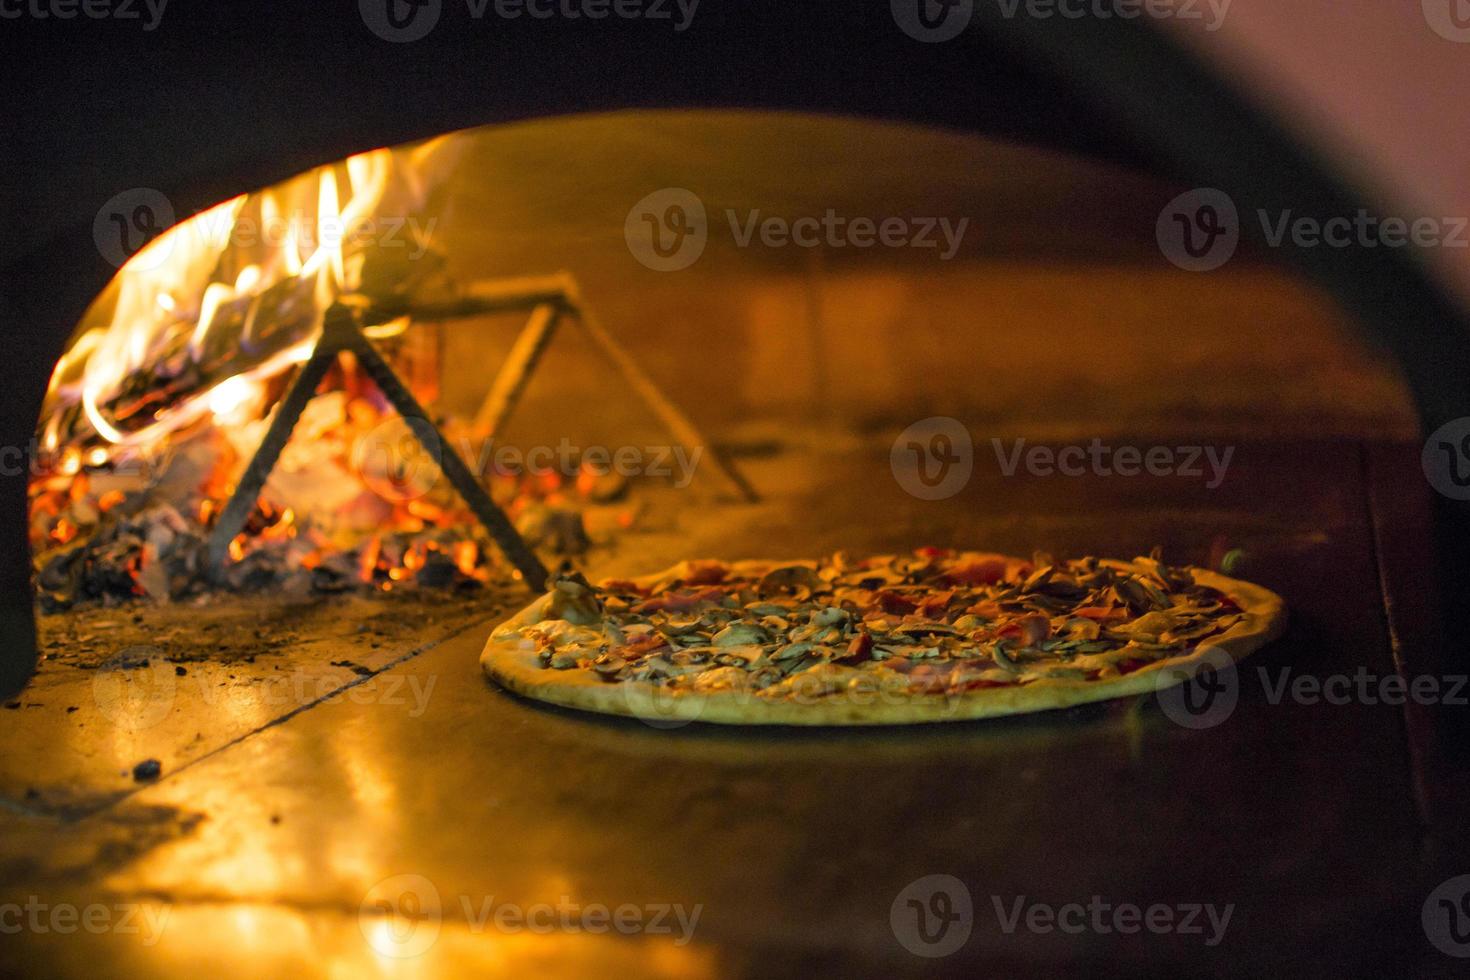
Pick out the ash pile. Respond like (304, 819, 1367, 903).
(30, 417, 631, 613)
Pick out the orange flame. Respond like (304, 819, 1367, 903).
(46, 148, 397, 454)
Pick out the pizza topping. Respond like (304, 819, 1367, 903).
(518, 551, 1252, 701)
(712, 622, 772, 646)
(545, 575, 603, 625)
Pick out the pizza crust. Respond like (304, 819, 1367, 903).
(479, 558, 1286, 726)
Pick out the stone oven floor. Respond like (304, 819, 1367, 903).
(1, 436, 1465, 977)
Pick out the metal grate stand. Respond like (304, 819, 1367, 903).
(205, 303, 549, 591)
(205, 271, 756, 591)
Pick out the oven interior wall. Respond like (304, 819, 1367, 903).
(419, 112, 1415, 448)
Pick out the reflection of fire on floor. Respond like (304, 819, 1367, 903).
(14, 588, 519, 817)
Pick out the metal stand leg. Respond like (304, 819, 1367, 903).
(472, 303, 560, 439)
(206, 306, 549, 592)
(204, 348, 336, 575)
(337, 319, 549, 591)
(428, 271, 760, 502)
(561, 281, 760, 504)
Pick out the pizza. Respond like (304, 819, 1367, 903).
(479, 549, 1286, 726)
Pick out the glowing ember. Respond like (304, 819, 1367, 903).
(454, 541, 478, 577)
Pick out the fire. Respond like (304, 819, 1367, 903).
(42, 147, 396, 456)
(207, 376, 265, 426)
(27, 133, 641, 611)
